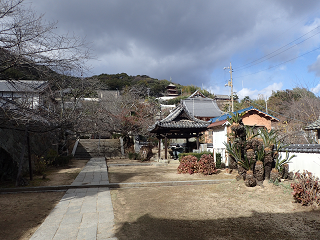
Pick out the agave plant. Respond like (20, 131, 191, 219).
(224, 141, 242, 162)
(255, 147, 265, 162)
(240, 155, 255, 171)
(258, 128, 279, 147)
(227, 112, 245, 125)
(244, 125, 258, 140)
(275, 151, 296, 172)
(224, 141, 254, 170)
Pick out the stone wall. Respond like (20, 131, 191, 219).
(0, 128, 58, 180)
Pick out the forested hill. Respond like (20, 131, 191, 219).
(93, 73, 174, 98)
(92, 72, 215, 99)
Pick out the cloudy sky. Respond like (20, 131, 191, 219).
(25, 0, 320, 99)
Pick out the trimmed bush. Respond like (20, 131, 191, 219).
(178, 152, 213, 161)
(198, 154, 217, 175)
(291, 171, 320, 206)
(177, 154, 217, 175)
(177, 155, 198, 174)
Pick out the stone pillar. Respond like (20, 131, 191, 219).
(134, 135, 140, 153)
(120, 137, 125, 156)
(158, 137, 161, 159)
(164, 135, 168, 160)
(196, 135, 199, 150)
(186, 138, 189, 153)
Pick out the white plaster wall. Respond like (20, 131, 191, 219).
(279, 152, 320, 178)
(212, 126, 228, 164)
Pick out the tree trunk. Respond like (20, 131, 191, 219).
(254, 160, 264, 181)
(16, 130, 28, 186)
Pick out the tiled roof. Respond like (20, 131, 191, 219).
(209, 106, 279, 122)
(0, 80, 48, 93)
(148, 104, 209, 132)
(188, 90, 206, 98)
(208, 120, 228, 128)
(182, 90, 224, 118)
(305, 118, 320, 130)
(280, 144, 320, 153)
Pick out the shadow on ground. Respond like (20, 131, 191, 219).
(0, 192, 65, 240)
(114, 210, 320, 240)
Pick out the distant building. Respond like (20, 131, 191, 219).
(214, 94, 231, 111)
(305, 117, 320, 144)
(96, 90, 120, 99)
(0, 80, 49, 109)
(157, 83, 180, 102)
(166, 83, 179, 97)
(181, 90, 224, 143)
(182, 90, 224, 121)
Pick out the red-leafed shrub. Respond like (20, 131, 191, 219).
(198, 154, 217, 175)
(291, 170, 320, 206)
(177, 154, 217, 175)
(177, 155, 198, 174)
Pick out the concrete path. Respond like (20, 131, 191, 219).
(30, 158, 117, 240)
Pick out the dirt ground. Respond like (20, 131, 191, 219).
(1, 158, 320, 240)
(0, 159, 88, 240)
(107, 160, 320, 240)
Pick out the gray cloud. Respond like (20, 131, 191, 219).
(25, 0, 320, 86)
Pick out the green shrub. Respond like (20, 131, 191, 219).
(45, 149, 58, 165)
(33, 155, 47, 175)
(216, 153, 222, 169)
(128, 152, 141, 160)
(52, 155, 73, 167)
(178, 151, 213, 161)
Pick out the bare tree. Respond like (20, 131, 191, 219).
(274, 88, 320, 144)
(79, 88, 159, 147)
(0, 0, 90, 77)
(0, 0, 94, 185)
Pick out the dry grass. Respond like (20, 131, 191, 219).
(108, 162, 320, 240)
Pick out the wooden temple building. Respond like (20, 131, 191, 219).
(148, 103, 210, 159)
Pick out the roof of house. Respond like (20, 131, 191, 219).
(209, 106, 280, 123)
(214, 94, 230, 100)
(0, 80, 48, 93)
(148, 103, 209, 133)
(208, 119, 229, 128)
(305, 118, 320, 130)
(182, 90, 224, 118)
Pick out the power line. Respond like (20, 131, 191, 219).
(236, 45, 320, 79)
(234, 26, 320, 71)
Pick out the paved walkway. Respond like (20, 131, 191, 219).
(30, 158, 117, 240)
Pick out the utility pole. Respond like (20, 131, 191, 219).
(266, 97, 268, 114)
(224, 62, 234, 112)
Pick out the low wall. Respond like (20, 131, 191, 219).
(279, 144, 320, 178)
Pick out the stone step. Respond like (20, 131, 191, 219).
(74, 139, 122, 158)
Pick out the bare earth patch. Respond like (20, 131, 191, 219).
(0, 192, 64, 240)
(0, 159, 88, 240)
(107, 161, 237, 183)
(29, 159, 88, 187)
(108, 161, 320, 240)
